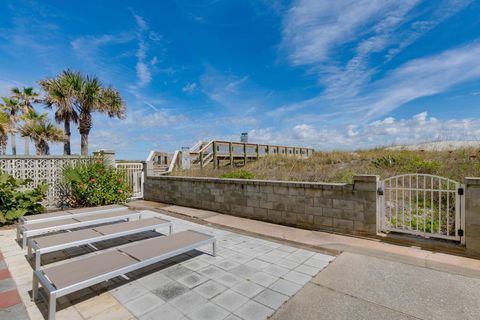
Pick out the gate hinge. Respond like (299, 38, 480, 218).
(458, 229, 464, 237)
(377, 188, 384, 196)
(457, 187, 464, 196)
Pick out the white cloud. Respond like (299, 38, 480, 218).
(130, 12, 163, 88)
(126, 110, 187, 128)
(282, 0, 414, 65)
(249, 112, 480, 150)
(279, 0, 473, 119)
(363, 41, 480, 118)
(136, 62, 152, 87)
(182, 82, 197, 94)
(132, 11, 148, 31)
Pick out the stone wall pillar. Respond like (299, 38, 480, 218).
(353, 175, 379, 235)
(93, 149, 115, 167)
(465, 177, 480, 254)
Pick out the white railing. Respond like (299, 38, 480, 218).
(378, 174, 464, 242)
(115, 162, 144, 199)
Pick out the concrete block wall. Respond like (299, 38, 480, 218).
(465, 178, 480, 254)
(144, 175, 379, 236)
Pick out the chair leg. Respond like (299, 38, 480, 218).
(32, 274, 39, 301)
(212, 240, 217, 257)
(16, 225, 20, 242)
(35, 251, 41, 271)
(48, 292, 57, 320)
(27, 241, 32, 258)
(169, 224, 173, 235)
(22, 236, 27, 249)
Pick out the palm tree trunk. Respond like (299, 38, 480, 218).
(35, 141, 41, 155)
(80, 133, 88, 156)
(24, 138, 29, 155)
(10, 132, 16, 155)
(79, 111, 92, 156)
(0, 136, 6, 155)
(40, 140, 50, 155)
(64, 120, 71, 155)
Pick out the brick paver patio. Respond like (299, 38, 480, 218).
(0, 210, 334, 320)
(0, 249, 29, 319)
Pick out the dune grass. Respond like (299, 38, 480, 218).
(173, 148, 480, 183)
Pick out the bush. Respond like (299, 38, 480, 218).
(0, 170, 48, 224)
(63, 159, 130, 207)
(220, 170, 255, 179)
(371, 155, 397, 168)
(404, 158, 440, 174)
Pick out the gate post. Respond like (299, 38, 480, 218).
(353, 175, 379, 235)
(464, 177, 480, 254)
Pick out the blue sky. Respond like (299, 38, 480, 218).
(1, 0, 480, 159)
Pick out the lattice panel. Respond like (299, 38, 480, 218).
(0, 156, 92, 208)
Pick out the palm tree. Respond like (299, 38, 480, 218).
(11, 87, 41, 155)
(74, 74, 126, 156)
(19, 111, 63, 155)
(0, 112, 9, 155)
(39, 72, 78, 155)
(0, 97, 21, 155)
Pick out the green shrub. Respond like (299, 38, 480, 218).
(371, 155, 397, 168)
(0, 170, 48, 224)
(404, 158, 440, 174)
(63, 159, 130, 207)
(220, 170, 255, 179)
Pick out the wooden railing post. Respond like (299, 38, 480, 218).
(212, 141, 217, 169)
(256, 144, 259, 160)
(243, 144, 247, 166)
(229, 142, 233, 167)
(200, 151, 204, 169)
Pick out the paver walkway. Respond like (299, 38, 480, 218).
(140, 202, 480, 279)
(0, 210, 334, 320)
(0, 250, 29, 319)
(128, 201, 480, 320)
(272, 252, 480, 320)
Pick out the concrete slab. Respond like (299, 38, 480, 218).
(271, 283, 417, 320)
(312, 252, 480, 320)
(163, 205, 219, 219)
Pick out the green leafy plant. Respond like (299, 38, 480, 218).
(404, 158, 440, 174)
(371, 155, 397, 168)
(0, 170, 48, 224)
(63, 159, 130, 207)
(220, 170, 255, 179)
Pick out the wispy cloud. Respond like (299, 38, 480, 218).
(363, 41, 480, 118)
(182, 82, 197, 94)
(276, 0, 475, 122)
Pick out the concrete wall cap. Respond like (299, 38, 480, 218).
(353, 175, 379, 182)
(465, 177, 480, 185)
(146, 175, 352, 190)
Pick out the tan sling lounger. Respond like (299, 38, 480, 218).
(17, 205, 129, 244)
(18, 209, 141, 249)
(28, 216, 173, 270)
(19, 205, 126, 224)
(32, 230, 216, 320)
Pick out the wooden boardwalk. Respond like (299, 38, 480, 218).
(190, 140, 314, 169)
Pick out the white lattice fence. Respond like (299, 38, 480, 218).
(0, 156, 92, 208)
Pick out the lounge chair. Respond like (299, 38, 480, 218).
(28, 216, 172, 270)
(19, 205, 127, 225)
(17, 205, 129, 244)
(32, 230, 216, 320)
(18, 209, 141, 249)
